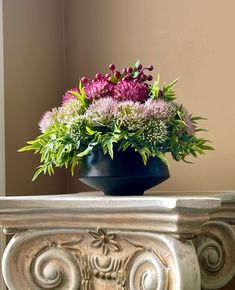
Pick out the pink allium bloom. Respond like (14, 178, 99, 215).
(38, 111, 53, 133)
(113, 80, 148, 102)
(57, 99, 82, 123)
(86, 97, 118, 126)
(84, 78, 114, 100)
(144, 99, 174, 120)
(62, 87, 79, 104)
(183, 110, 195, 135)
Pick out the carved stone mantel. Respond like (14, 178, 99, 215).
(0, 192, 234, 290)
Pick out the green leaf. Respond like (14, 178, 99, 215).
(151, 74, 161, 99)
(164, 77, 180, 90)
(107, 142, 114, 159)
(86, 126, 96, 135)
(191, 116, 207, 121)
(134, 59, 140, 68)
(32, 166, 45, 181)
(133, 71, 139, 78)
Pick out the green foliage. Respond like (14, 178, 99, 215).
(164, 107, 214, 162)
(151, 74, 161, 99)
(150, 74, 179, 101)
(69, 81, 89, 112)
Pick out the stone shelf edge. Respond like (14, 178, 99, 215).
(0, 191, 234, 290)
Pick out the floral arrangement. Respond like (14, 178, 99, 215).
(19, 61, 213, 180)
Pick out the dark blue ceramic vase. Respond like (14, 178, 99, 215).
(79, 147, 170, 196)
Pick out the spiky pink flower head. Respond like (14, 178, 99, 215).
(86, 97, 118, 126)
(62, 87, 79, 104)
(144, 99, 174, 120)
(38, 111, 53, 133)
(183, 110, 195, 135)
(84, 78, 114, 100)
(113, 80, 148, 102)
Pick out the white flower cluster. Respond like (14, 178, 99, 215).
(141, 120, 168, 146)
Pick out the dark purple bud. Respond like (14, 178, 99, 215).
(105, 73, 110, 79)
(137, 64, 143, 70)
(81, 76, 88, 83)
(123, 75, 131, 81)
(148, 65, 154, 71)
(140, 74, 147, 81)
(109, 64, 115, 71)
(127, 67, 133, 73)
(147, 75, 153, 81)
(95, 73, 102, 79)
(114, 71, 121, 78)
(159, 90, 164, 97)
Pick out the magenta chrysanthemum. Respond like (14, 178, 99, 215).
(62, 87, 79, 104)
(144, 99, 174, 120)
(113, 80, 148, 102)
(86, 97, 118, 126)
(84, 78, 114, 100)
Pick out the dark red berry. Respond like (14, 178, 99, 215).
(105, 73, 110, 79)
(109, 64, 115, 71)
(95, 73, 102, 79)
(147, 75, 153, 81)
(81, 76, 88, 83)
(148, 65, 154, 71)
(159, 90, 164, 97)
(127, 67, 133, 73)
(114, 71, 121, 78)
(137, 64, 143, 70)
(123, 75, 131, 81)
(140, 74, 147, 81)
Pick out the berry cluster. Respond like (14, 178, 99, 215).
(81, 62, 154, 85)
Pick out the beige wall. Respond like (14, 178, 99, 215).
(64, 0, 235, 193)
(3, 0, 67, 195)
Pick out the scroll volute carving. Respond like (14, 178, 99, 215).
(3, 228, 199, 290)
(193, 221, 235, 290)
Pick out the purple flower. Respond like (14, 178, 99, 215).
(144, 99, 174, 120)
(62, 87, 79, 104)
(113, 80, 148, 102)
(84, 78, 114, 100)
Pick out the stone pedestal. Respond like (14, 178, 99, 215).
(0, 192, 234, 290)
